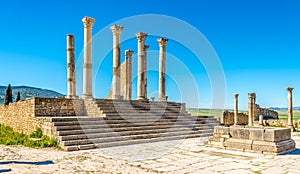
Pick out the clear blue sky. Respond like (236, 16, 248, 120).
(0, 0, 300, 109)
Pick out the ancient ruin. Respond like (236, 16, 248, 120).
(0, 16, 297, 155)
(0, 16, 221, 151)
(207, 92, 296, 155)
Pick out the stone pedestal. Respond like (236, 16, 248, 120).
(66, 34, 78, 99)
(82, 16, 95, 99)
(234, 94, 239, 125)
(110, 25, 124, 100)
(286, 87, 294, 131)
(124, 50, 133, 100)
(157, 38, 168, 101)
(206, 126, 296, 155)
(136, 32, 148, 101)
(259, 115, 264, 126)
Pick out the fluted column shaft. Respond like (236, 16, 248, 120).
(110, 25, 124, 100)
(158, 38, 168, 101)
(234, 94, 239, 125)
(136, 32, 148, 100)
(143, 45, 149, 99)
(82, 16, 95, 99)
(125, 50, 133, 100)
(66, 34, 77, 98)
(248, 93, 256, 126)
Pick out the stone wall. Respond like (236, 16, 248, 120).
(35, 98, 85, 116)
(255, 104, 278, 120)
(108, 61, 128, 99)
(221, 110, 248, 125)
(222, 105, 278, 126)
(0, 97, 86, 136)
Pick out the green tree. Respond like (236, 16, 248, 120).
(4, 84, 13, 106)
(15, 91, 21, 102)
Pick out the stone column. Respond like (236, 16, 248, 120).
(66, 34, 77, 99)
(82, 16, 95, 99)
(234, 94, 239, 125)
(158, 38, 168, 101)
(136, 32, 148, 101)
(248, 93, 256, 126)
(259, 115, 264, 126)
(110, 25, 124, 100)
(143, 45, 149, 99)
(287, 87, 294, 131)
(124, 50, 133, 100)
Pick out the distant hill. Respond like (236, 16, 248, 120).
(269, 107, 300, 111)
(0, 85, 65, 104)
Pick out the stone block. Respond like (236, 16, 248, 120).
(249, 128, 264, 141)
(214, 126, 230, 134)
(224, 138, 253, 150)
(263, 128, 291, 142)
(229, 126, 249, 139)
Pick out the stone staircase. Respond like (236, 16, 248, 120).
(50, 99, 220, 151)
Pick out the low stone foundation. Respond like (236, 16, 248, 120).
(0, 97, 86, 136)
(206, 126, 296, 155)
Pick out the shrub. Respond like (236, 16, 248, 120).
(0, 125, 58, 148)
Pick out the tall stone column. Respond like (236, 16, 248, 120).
(82, 16, 95, 99)
(287, 87, 294, 131)
(234, 94, 239, 125)
(66, 34, 77, 99)
(136, 32, 148, 101)
(143, 45, 149, 99)
(110, 25, 124, 100)
(248, 93, 256, 126)
(158, 38, 168, 101)
(124, 50, 133, 100)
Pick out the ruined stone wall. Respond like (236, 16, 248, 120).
(255, 104, 278, 120)
(0, 98, 53, 136)
(0, 98, 86, 136)
(108, 61, 127, 99)
(221, 110, 248, 125)
(34, 98, 85, 116)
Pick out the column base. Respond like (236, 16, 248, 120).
(137, 96, 148, 101)
(112, 95, 122, 100)
(287, 125, 295, 132)
(82, 94, 93, 100)
(158, 96, 168, 102)
(66, 95, 79, 99)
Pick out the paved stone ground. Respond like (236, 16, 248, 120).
(1, 133, 300, 173)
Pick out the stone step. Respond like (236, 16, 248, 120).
(58, 127, 213, 141)
(55, 121, 219, 131)
(62, 133, 212, 151)
(56, 124, 215, 136)
(61, 130, 209, 146)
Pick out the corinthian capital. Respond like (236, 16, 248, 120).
(135, 32, 148, 42)
(287, 87, 294, 92)
(110, 25, 124, 36)
(157, 38, 168, 47)
(82, 16, 95, 28)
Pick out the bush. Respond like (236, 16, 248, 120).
(30, 127, 43, 138)
(0, 125, 58, 148)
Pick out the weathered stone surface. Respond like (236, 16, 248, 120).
(263, 128, 291, 142)
(207, 126, 295, 155)
(230, 126, 249, 139)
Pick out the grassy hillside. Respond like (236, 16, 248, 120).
(0, 85, 64, 104)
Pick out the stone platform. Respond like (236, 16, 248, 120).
(206, 126, 296, 155)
